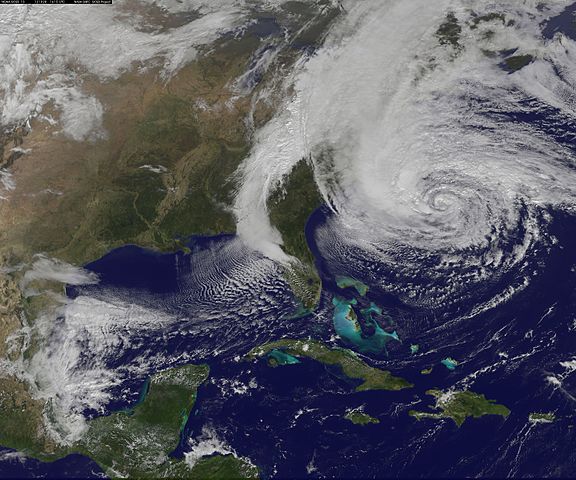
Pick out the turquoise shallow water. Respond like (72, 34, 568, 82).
(331, 296, 399, 354)
(335, 276, 369, 296)
(441, 358, 458, 370)
(6, 204, 576, 478)
(268, 349, 301, 366)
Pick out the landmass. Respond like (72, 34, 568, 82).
(6, 364, 258, 479)
(0, 3, 341, 268)
(344, 408, 380, 426)
(79, 364, 218, 478)
(470, 12, 506, 29)
(335, 276, 369, 296)
(332, 296, 399, 354)
(409, 389, 510, 427)
(246, 339, 412, 392)
(0, 1, 343, 466)
(0, 373, 66, 461)
(502, 54, 534, 73)
(528, 412, 556, 424)
(441, 357, 458, 370)
(436, 12, 462, 50)
(433, 9, 533, 75)
(267, 159, 324, 310)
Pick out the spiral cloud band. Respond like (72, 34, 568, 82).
(235, 0, 576, 310)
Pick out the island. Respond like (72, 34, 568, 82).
(335, 276, 369, 296)
(332, 297, 400, 354)
(344, 408, 380, 426)
(528, 412, 556, 424)
(441, 357, 459, 370)
(246, 339, 412, 392)
(502, 54, 534, 73)
(409, 389, 510, 427)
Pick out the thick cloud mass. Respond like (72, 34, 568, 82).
(9, 0, 576, 449)
(236, 0, 576, 307)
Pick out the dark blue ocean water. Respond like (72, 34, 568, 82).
(174, 206, 576, 478)
(2, 203, 576, 479)
(542, 2, 576, 40)
(6, 8, 576, 472)
(0, 451, 103, 479)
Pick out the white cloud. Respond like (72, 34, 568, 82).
(0, 0, 256, 139)
(0, 169, 15, 200)
(22, 255, 99, 290)
(21, 294, 175, 444)
(184, 426, 235, 468)
(234, 0, 576, 283)
(11, 237, 284, 446)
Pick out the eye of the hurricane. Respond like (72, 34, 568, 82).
(428, 189, 459, 212)
(363, 171, 501, 248)
(418, 182, 485, 236)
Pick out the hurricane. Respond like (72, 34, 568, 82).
(236, 0, 576, 315)
(23, 0, 576, 450)
(4, 1, 576, 477)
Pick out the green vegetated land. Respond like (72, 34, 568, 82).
(503, 54, 534, 72)
(78, 364, 258, 479)
(4, 364, 258, 479)
(23, 35, 261, 266)
(344, 409, 380, 426)
(80, 364, 208, 478)
(336, 276, 369, 296)
(246, 339, 412, 392)
(0, 374, 68, 460)
(268, 159, 324, 310)
(528, 412, 556, 423)
(470, 12, 506, 29)
(0, 0, 343, 293)
(434, 9, 534, 74)
(0, 3, 345, 471)
(436, 12, 462, 50)
(409, 389, 510, 427)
